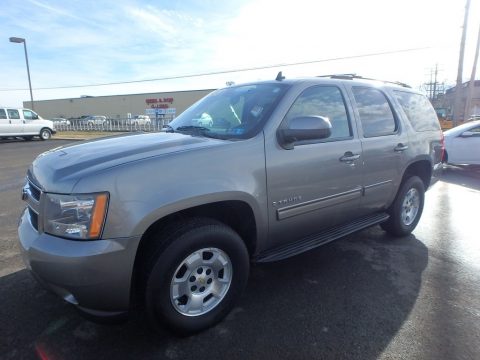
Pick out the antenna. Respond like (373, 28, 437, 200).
(275, 71, 285, 81)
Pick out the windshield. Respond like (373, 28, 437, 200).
(168, 83, 290, 139)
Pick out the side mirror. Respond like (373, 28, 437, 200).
(277, 116, 332, 150)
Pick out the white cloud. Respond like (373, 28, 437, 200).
(0, 0, 479, 107)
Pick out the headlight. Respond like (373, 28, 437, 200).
(44, 193, 109, 240)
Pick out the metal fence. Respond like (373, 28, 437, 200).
(54, 117, 173, 133)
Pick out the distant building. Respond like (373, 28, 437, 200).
(442, 80, 480, 120)
(24, 89, 215, 120)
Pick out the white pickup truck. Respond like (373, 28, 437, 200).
(0, 107, 56, 140)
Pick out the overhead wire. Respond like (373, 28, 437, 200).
(0, 47, 430, 92)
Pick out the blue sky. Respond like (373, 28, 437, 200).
(1, 0, 480, 108)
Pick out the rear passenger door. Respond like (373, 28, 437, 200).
(347, 86, 409, 212)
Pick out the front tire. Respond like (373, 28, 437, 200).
(144, 218, 249, 335)
(381, 176, 425, 237)
(39, 128, 51, 140)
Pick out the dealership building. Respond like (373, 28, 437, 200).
(24, 89, 215, 120)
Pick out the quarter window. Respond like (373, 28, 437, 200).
(394, 91, 440, 131)
(284, 86, 351, 140)
(352, 87, 396, 137)
(0, 109, 6, 119)
(7, 109, 20, 119)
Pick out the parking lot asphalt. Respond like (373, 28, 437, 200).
(1, 138, 479, 360)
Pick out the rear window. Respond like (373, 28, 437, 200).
(394, 91, 440, 131)
(0, 109, 6, 119)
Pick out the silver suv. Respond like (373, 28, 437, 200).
(18, 75, 443, 334)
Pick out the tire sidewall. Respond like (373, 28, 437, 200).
(40, 128, 51, 140)
(392, 176, 425, 235)
(145, 223, 249, 334)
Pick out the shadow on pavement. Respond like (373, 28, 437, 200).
(0, 228, 428, 360)
(439, 165, 480, 191)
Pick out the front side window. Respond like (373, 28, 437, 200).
(7, 109, 20, 119)
(0, 109, 6, 119)
(169, 83, 290, 139)
(23, 110, 37, 120)
(352, 87, 396, 137)
(284, 85, 351, 140)
(394, 91, 440, 131)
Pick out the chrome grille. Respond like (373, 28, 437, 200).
(28, 179, 41, 201)
(22, 177, 42, 232)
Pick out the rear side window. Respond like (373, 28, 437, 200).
(7, 109, 20, 119)
(352, 87, 396, 137)
(0, 109, 6, 119)
(394, 91, 440, 131)
(285, 86, 352, 140)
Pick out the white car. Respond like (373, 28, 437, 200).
(85, 115, 109, 127)
(443, 120, 480, 165)
(130, 115, 151, 126)
(0, 107, 56, 140)
(52, 118, 71, 126)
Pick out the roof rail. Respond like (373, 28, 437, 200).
(316, 74, 411, 88)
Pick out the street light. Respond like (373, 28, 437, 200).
(9, 37, 34, 110)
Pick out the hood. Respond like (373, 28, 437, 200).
(29, 132, 223, 192)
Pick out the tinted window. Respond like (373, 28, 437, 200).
(0, 109, 6, 119)
(352, 87, 396, 137)
(7, 109, 20, 119)
(285, 86, 351, 140)
(394, 91, 440, 131)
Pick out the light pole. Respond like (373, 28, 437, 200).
(9, 37, 34, 110)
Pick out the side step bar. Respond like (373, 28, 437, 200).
(254, 212, 389, 263)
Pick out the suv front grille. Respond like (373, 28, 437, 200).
(28, 179, 41, 201)
(23, 177, 42, 232)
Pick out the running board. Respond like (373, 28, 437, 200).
(255, 212, 389, 263)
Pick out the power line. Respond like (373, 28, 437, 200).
(0, 47, 430, 92)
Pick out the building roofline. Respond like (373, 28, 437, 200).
(26, 88, 217, 104)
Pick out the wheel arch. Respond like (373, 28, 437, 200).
(131, 200, 258, 295)
(401, 158, 432, 190)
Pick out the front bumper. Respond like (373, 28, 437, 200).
(18, 208, 140, 319)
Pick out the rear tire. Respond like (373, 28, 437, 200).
(381, 176, 425, 237)
(39, 128, 51, 140)
(144, 218, 249, 335)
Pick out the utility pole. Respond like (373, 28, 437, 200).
(453, 0, 470, 126)
(464, 21, 480, 120)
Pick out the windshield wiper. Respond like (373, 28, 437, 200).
(176, 125, 211, 133)
(175, 125, 230, 140)
(162, 124, 175, 133)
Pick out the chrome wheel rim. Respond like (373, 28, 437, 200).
(170, 248, 232, 317)
(41, 130, 50, 139)
(401, 188, 420, 226)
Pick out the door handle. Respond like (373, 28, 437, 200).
(340, 152, 360, 162)
(394, 143, 409, 152)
